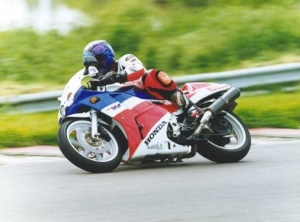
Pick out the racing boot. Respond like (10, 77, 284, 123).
(170, 89, 203, 131)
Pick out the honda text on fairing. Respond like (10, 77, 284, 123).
(57, 56, 251, 173)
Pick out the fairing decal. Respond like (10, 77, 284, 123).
(130, 114, 190, 161)
(101, 96, 145, 117)
(113, 101, 169, 159)
(101, 102, 126, 117)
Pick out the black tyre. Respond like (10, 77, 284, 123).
(197, 111, 251, 163)
(57, 119, 123, 173)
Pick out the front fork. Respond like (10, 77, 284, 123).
(90, 109, 99, 139)
(90, 109, 111, 141)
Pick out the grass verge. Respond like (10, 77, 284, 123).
(0, 112, 58, 148)
(236, 90, 300, 128)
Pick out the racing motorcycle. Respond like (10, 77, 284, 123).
(57, 56, 251, 173)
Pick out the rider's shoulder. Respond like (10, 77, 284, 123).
(117, 54, 144, 73)
(118, 54, 141, 63)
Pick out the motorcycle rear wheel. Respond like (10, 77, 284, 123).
(57, 119, 123, 173)
(197, 111, 251, 163)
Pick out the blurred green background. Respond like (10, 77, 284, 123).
(0, 0, 299, 148)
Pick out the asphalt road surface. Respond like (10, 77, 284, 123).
(1, 139, 300, 222)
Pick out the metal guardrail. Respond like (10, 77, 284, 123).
(1, 63, 300, 113)
(173, 62, 300, 87)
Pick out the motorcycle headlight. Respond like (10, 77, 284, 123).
(59, 105, 66, 118)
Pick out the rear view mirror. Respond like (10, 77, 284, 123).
(83, 55, 98, 67)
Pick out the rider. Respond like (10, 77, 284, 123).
(82, 40, 201, 125)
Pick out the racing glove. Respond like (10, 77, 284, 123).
(99, 71, 127, 85)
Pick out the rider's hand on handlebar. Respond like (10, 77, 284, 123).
(99, 71, 127, 85)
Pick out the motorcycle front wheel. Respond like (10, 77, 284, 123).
(57, 119, 123, 173)
(197, 111, 251, 163)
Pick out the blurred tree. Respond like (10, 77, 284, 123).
(108, 27, 142, 55)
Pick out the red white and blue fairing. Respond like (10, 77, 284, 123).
(58, 67, 233, 164)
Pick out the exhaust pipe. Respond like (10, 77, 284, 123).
(207, 87, 240, 116)
(193, 87, 240, 136)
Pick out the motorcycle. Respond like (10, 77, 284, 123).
(57, 56, 251, 173)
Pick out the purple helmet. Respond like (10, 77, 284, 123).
(83, 40, 115, 74)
